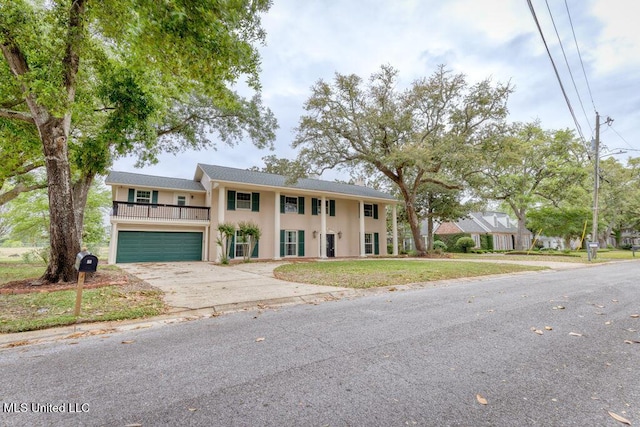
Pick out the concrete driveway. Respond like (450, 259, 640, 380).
(118, 261, 350, 313)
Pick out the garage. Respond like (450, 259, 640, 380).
(116, 231, 203, 263)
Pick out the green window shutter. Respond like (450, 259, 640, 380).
(298, 196, 305, 214)
(151, 191, 158, 204)
(251, 192, 260, 212)
(298, 230, 305, 256)
(227, 190, 236, 211)
(251, 239, 259, 258)
(280, 230, 285, 257)
(329, 200, 336, 217)
(280, 195, 285, 214)
(374, 232, 380, 255)
(311, 198, 318, 215)
(127, 188, 135, 202)
(373, 204, 379, 219)
(228, 234, 235, 259)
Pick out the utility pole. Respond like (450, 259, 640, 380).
(590, 113, 614, 261)
(590, 112, 600, 261)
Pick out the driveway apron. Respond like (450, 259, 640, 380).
(118, 261, 348, 312)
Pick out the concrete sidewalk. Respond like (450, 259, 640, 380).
(117, 261, 351, 313)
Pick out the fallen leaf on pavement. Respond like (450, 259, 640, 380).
(188, 408, 197, 412)
(545, 326, 553, 331)
(630, 314, 639, 318)
(476, 394, 488, 405)
(569, 332, 583, 337)
(607, 411, 631, 425)
(552, 305, 565, 310)
(121, 340, 135, 344)
(534, 329, 544, 335)
(624, 340, 640, 344)
(255, 337, 265, 342)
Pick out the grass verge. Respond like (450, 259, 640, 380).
(0, 262, 165, 333)
(0, 286, 165, 333)
(274, 259, 546, 289)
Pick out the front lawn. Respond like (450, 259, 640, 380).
(0, 286, 165, 333)
(0, 262, 165, 333)
(274, 259, 546, 289)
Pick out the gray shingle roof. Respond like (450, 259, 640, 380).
(197, 163, 396, 201)
(471, 212, 517, 233)
(457, 216, 490, 233)
(105, 171, 206, 192)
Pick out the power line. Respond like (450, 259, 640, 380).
(564, 0, 597, 113)
(526, 0, 588, 149)
(545, 0, 592, 135)
(609, 125, 636, 150)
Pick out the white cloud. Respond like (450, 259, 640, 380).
(112, 0, 640, 178)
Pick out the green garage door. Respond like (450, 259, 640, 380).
(116, 231, 203, 263)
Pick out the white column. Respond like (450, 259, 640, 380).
(274, 191, 281, 260)
(320, 196, 327, 258)
(203, 226, 209, 261)
(216, 185, 225, 261)
(392, 204, 398, 256)
(108, 223, 118, 264)
(359, 200, 366, 257)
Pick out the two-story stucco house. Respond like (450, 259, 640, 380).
(105, 164, 399, 263)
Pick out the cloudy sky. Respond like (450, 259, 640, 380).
(112, 0, 640, 180)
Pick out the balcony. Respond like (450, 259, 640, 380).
(112, 201, 210, 222)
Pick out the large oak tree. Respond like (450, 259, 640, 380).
(0, 0, 276, 282)
(471, 122, 587, 250)
(293, 65, 511, 256)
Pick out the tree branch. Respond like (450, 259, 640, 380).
(0, 108, 35, 124)
(0, 182, 47, 206)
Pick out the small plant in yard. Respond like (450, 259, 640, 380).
(433, 240, 447, 253)
(216, 222, 236, 265)
(456, 236, 476, 253)
(237, 221, 261, 262)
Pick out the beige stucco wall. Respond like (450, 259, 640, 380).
(110, 179, 393, 263)
(209, 186, 389, 261)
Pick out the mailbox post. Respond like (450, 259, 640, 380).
(74, 249, 99, 316)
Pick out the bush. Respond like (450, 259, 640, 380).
(456, 237, 476, 253)
(435, 233, 471, 253)
(433, 240, 447, 253)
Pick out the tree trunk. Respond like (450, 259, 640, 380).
(398, 183, 427, 256)
(426, 212, 434, 251)
(73, 173, 94, 245)
(514, 208, 527, 251)
(41, 119, 80, 282)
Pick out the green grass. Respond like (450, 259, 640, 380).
(274, 259, 547, 289)
(0, 286, 165, 333)
(454, 249, 638, 263)
(0, 263, 46, 283)
(0, 261, 166, 334)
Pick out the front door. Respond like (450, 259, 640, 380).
(326, 233, 336, 257)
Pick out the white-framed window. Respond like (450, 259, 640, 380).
(364, 233, 374, 254)
(285, 196, 298, 213)
(235, 230, 249, 258)
(136, 190, 151, 204)
(364, 203, 374, 217)
(176, 195, 187, 206)
(284, 230, 297, 256)
(236, 192, 252, 210)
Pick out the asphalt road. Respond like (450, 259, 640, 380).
(1, 261, 639, 426)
